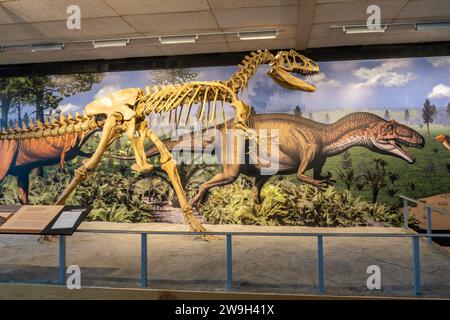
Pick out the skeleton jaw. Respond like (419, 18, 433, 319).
(267, 67, 317, 92)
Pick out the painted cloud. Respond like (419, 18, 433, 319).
(353, 60, 417, 88)
(427, 84, 450, 99)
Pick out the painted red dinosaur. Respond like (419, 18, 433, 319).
(436, 135, 450, 150)
(0, 114, 102, 204)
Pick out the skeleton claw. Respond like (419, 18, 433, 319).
(131, 163, 154, 174)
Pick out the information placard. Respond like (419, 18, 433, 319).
(0, 205, 91, 235)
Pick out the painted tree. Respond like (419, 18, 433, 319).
(404, 109, 410, 123)
(308, 112, 313, 120)
(294, 105, 302, 116)
(150, 68, 199, 86)
(447, 102, 450, 123)
(365, 158, 388, 203)
(337, 150, 354, 190)
(0, 77, 34, 129)
(384, 109, 390, 121)
(422, 99, 437, 137)
(324, 113, 331, 124)
(149, 68, 199, 123)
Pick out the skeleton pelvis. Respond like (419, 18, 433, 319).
(84, 88, 143, 120)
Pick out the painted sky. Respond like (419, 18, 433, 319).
(55, 55, 450, 116)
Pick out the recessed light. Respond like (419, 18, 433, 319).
(238, 30, 278, 40)
(159, 35, 198, 45)
(343, 26, 386, 34)
(31, 43, 65, 52)
(415, 22, 450, 31)
(92, 39, 129, 48)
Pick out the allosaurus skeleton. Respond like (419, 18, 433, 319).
(1, 49, 319, 232)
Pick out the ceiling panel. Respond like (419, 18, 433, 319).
(395, 0, 450, 20)
(123, 11, 218, 33)
(0, 0, 449, 65)
(314, 0, 408, 24)
(214, 6, 298, 29)
(32, 18, 138, 40)
(1, 0, 117, 23)
(209, 0, 299, 10)
(104, 0, 210, 15)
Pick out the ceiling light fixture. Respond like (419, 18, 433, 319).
(3, 29, 280, 52)
(343, 25, 387, 34)
(415, 21, 450, 31)
(31, 43, 65, 52)
(159, 35, 198, 45)
(238, 30, 278, 40)
(92, 39, 129, 48)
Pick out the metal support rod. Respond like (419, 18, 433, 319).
(412, 237, 421, 295)
(141, 233, 148, 288)
(403, 198, 409, 229)
(226, 234, 233, 290)
(317, 235, 324, 294)
(59, 235, 66, 286)
(426, 207, 432, 244)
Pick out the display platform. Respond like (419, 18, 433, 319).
(0, 222, 449, 298)
(0, 205, 91, 235)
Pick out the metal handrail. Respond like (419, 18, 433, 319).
(400, 195, 450, 216)
(400, 195, 450, 245)
(75, 228, 450, 238)
(54, 229, 450, 297)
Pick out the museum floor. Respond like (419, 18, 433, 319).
(0, 222, 449, 298)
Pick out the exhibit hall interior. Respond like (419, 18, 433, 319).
(0, 0, 449, 306)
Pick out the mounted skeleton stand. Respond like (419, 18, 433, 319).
(54, 49, 320, 233)
(56, 87, 251, 233)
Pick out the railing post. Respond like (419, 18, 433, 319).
(412, 236, 421, 295)
(426, 207, 432, 244)
(317, 235, 325, 294)
(226, 234, 233, 290)
(141, 233, 148, 288)
(403, 198, 409, 229)
(59, 235, 66, 286)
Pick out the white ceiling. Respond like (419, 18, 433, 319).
(0, 0, 449, 65)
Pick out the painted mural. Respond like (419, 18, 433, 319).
(0, 53, 449, 230)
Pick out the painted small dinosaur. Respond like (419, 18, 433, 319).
(113, 112, 425, 207)
(3, 49, 316, 232)
(0, 115, 100, 204)
(436, 135, 450, 150)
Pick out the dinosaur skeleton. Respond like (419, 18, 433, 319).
(0, 49, 319, 232)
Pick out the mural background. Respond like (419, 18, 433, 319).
(0, 55, 449, 228)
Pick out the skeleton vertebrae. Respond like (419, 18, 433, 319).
(0, 112, 102, 147)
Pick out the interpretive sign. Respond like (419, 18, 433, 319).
(0, 205, 91, 235)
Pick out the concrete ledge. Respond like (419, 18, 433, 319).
(0, 283, 434, 300)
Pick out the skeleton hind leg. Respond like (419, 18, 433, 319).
(145, 128, 206, 233)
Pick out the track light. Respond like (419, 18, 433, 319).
(92, 39, 129, 48)
(238, 30, 278, 40)
(4, 29, 280, 53)
(415, 22, 450, 31)
(159, 35, 198, 44)
(343, 25, 386, 34)
(31, 43, 65, 52)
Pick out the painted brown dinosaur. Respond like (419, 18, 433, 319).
(436, 135, 450, 150)
(112, 112, 425, 207)
(0, 114, 101, 204)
